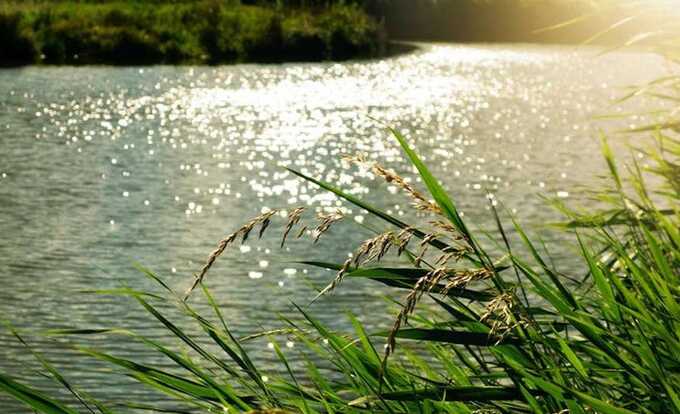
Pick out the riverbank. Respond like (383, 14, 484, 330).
(0, 1, 385, 66)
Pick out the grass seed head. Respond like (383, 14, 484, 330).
(481, 292, 524, 341)
(344, 153, 441, 214)
(312, 209, 344, 243)
(186, 209, 279, 301)
(442, 268, 493, 294)
(281, 207, 305, 247)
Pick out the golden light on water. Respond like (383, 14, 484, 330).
(0, 41, 672, 409)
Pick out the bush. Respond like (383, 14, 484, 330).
(279, 5, 382, 61)
(199, 8, 245, 63)
(91, 26, 163, 64)
(243, 12, 284, 62)
(0, 10, 38, 65)
(320, 4, 381, 59)
(281, 13, 326, 60)
(0, 1, 386, 66)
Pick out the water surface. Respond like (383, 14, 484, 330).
(0, 43, 664, 412)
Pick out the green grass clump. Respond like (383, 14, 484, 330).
(2, 123, 678, 413)
(0, 1, 384, 65)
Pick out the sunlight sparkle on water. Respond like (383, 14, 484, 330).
(0, 50, 663, 400)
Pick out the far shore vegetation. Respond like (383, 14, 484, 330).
(0, 0, 386, 66)
(0, 0, 657, 67)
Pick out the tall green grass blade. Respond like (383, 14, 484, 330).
(387, 128, 471, 244)
(4, 323, 101, 414)
(0, 373, 79, 414)
(286, 168, 462, 257)
(374, 328, 520, 346)
(351, 386, 523, 404)
(299, 262, 496, 301)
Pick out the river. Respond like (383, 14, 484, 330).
(0, 43, 664, 412)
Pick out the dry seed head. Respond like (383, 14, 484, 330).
(185, 210, 279, 301)
(374, 232, 394, 261)
(312, 209, 344, 243)
(353, 232, 395, 266)
(365, 231, 394, 262)
(434, 252, 455, 266)
(403, 282, 423, 317)
(414, 246, 428, 267)
(241, 210, 278, 242)
(414, 234, 437, 267)
(481, 293, 515, 322)
(259, 215, 273, 239)
(373, 164, 441, 214)
(296, 225, 307, 239)
(396, 227, 414, 256)
(318, 231, 395, 299)
(442, 268, 493, 294)
(281, 207, 305, 247)
(341, 153, 368, 165)
(420, 233, 438, 246)
(430, 220, 466, 243)
(385, 266, 447, 359)
(434, 246, 468, 266)
(430, 220, 457, 234)
(315, 257, 353, 299)
(425, 267, 449, 292)
(384, 307, 404, 358)
(481, 292, 524, 341)
(344, 154, 441, 214)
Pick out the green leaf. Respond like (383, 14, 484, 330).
(286, 168, 454, 254)
(350, 386, 523, 404)
(570, 389, 638, 414)
(0, 373, 79, 414)
(299, 262, 496, 301)
(373, 328, 520, 346)
(388, 128, 469, 240)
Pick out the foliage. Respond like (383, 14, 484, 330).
(0, 1, 383, 65)
(0, 9, 38, 65)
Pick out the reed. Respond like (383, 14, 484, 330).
(3, 120, 677, 413)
